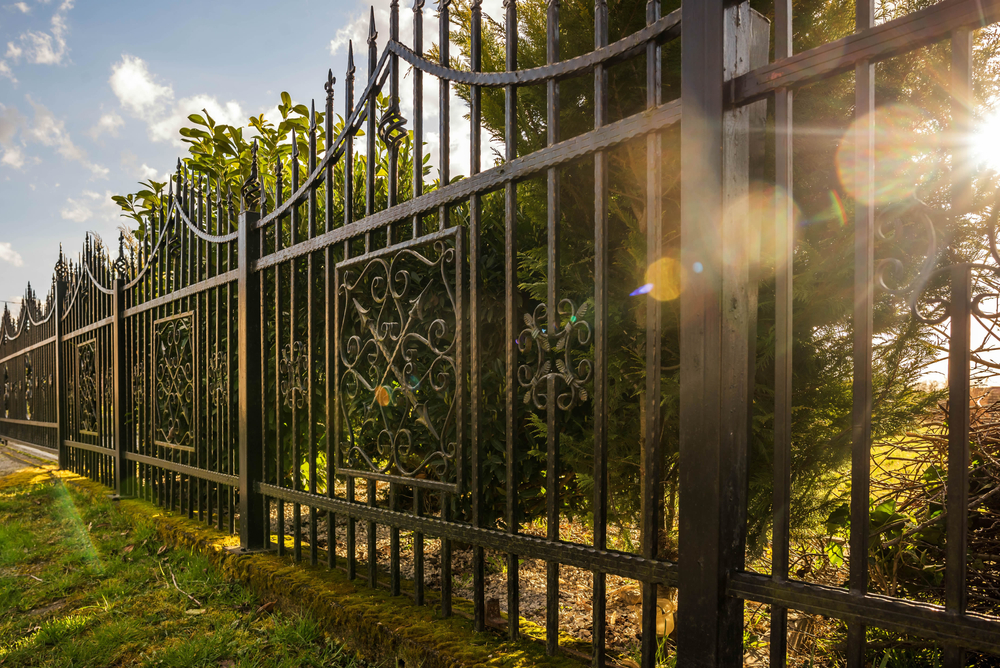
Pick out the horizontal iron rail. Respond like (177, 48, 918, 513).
(389, 8, 681, 87)
(64, 439, 113, 455)
(62, 316, 114, 342)
(253, 99, 681, 272)
(123, 269, 239, 318)
(730, 571, 1000, 655)
(0, 418, 57, 429)
(0, 335, 56, 365)
(259, 482, 677, 585)
(126, 451, 239, 486)
(729, 0, 1000, 106)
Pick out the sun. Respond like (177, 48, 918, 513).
(973, 109, 1000, 173)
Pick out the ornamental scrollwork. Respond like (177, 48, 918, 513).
(78, 341, 99, 435)
(207, 352, 227, 401)
(876, 195, 1000, 325)
(336, 230, 461, 489)
(2, 364, 9, 419)
(278, 342, 308, 409)
(154, 313, 195, 451)
(24, 353, 32, 420)
(131, 363, 145, 410)
(517, 299, 593, 411)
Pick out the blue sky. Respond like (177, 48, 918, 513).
(0, 0, 455, 310)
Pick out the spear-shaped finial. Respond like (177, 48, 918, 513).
(310, 99, 317, 134)
(347, 40, 356, 78)
(368, 6, 378, 45)
(325, 69, 336, 104)
(291, 128, 299, 160)
(55, 243, 67, 281)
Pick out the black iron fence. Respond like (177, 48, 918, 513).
(5, 0, 1000, 666)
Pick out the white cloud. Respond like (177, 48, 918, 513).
(4, 0, 73, 67)
(1, 146, 24, 167)
(0, 242, 23, 267)
(59, 195, 91, 221)
(329, 11, 369, 56)
(87, 111, 123, 139)
(6, 2, 30, 13)
(109, 54, 171, 116)
(9, 96, 109, 178)
(0, 60, 15, 83)
(139, 163, 158, 180)
(109, 54, 245, 147)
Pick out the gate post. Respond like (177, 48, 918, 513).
(112, 249, 131, 496)
(54, 250, 67, 470)
(677, 2, 766, 666)
(237, 207, 266, 550)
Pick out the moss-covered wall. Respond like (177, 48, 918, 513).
(1, 464, 591, 668)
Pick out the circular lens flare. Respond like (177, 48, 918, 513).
(836, 103, 937, 207)
(643, 257, 682, 302)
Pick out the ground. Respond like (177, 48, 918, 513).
(0, 456, 364, 668)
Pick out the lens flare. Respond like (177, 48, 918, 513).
(974, 110, 1000, 173)
(630, 283, 654, 296)
(836, 103, 938, 207)
(375, 385, 391, 407)
(642, 257, 682, 302)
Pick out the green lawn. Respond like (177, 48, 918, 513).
(0, 468, 364, 668)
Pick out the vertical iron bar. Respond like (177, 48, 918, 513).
(545, 0, 561, 656)
(438, 0, 451, 230)
(944, 265, 972, 668)
(848, 0, 875, 664)
(771, 0, 793, 664)
(503, 0, 520, 642)
(592, 1, 609, 664)
(367, 10, 378, 219)
(389, 0, 402, 597)
(346, 42, 356, 229)
(309, 101, 319, 566)
(292, 135, 303, 564)
(641, 2, 663, 665)
(413, 0, 424, 237)
(469, 0, 485, 633)
(55, 252, 66, 471)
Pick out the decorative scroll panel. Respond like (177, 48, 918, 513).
(154, 312, 196, 452)
(335, 228, 463, 491)
(77, 340, 99, 435)
(2, 364, 8, 419)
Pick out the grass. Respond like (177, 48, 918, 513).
(0, 469, 364, 668)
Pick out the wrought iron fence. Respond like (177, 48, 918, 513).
(4, 0, 1000, 666)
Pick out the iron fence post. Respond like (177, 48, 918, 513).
(678, 2, 758, 665)
(54, 269, 67, 470)
(112, 277, 130, 496)
(238, 210, 266, 550)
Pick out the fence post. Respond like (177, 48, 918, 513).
(238, 206, 266, 550)
(54, 250, 67, 470)
(677, 2, 762, 666)
(112, 262, 130, 496)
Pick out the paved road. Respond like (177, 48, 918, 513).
(0, 445, 52, 479)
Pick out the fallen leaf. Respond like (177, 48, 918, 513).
(157, 545, 169, 555)
(220, 661, 236, 668)
(621, 660, 640, 668)
(122, 545, 135, 554)
(255, 601, 276, 615)
(185, 609, 206, 615)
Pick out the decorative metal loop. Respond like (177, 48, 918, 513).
(378, 103, 408, 149)
(78, 340, 99, 435)
(337, 230, 461, 488)
(874, 197, 950, 325)
(207, 352, 228, 400)
(518, 299, 593, 411)
(154, 314, 195, 450)
(279, 341, 308, 410)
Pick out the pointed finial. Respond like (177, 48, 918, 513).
(414, 0, 425, 10)
(503, 0, 515, 8)
(55, 243, 67, 281)
(347, 41, 356, 77)
(471, 0, 482, 7)
(310, 99, 317, 133)
(292, 128, 299, 159)
(325, 69, 336, 103)
(439, 0, 452, 8)
(241, 139, 261, 214)
(390, 0, 399, 8)
(368, 7, 377, 45)
(114, 231, 128, 280)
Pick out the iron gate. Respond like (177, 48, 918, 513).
(4, 0, 1000, 666)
